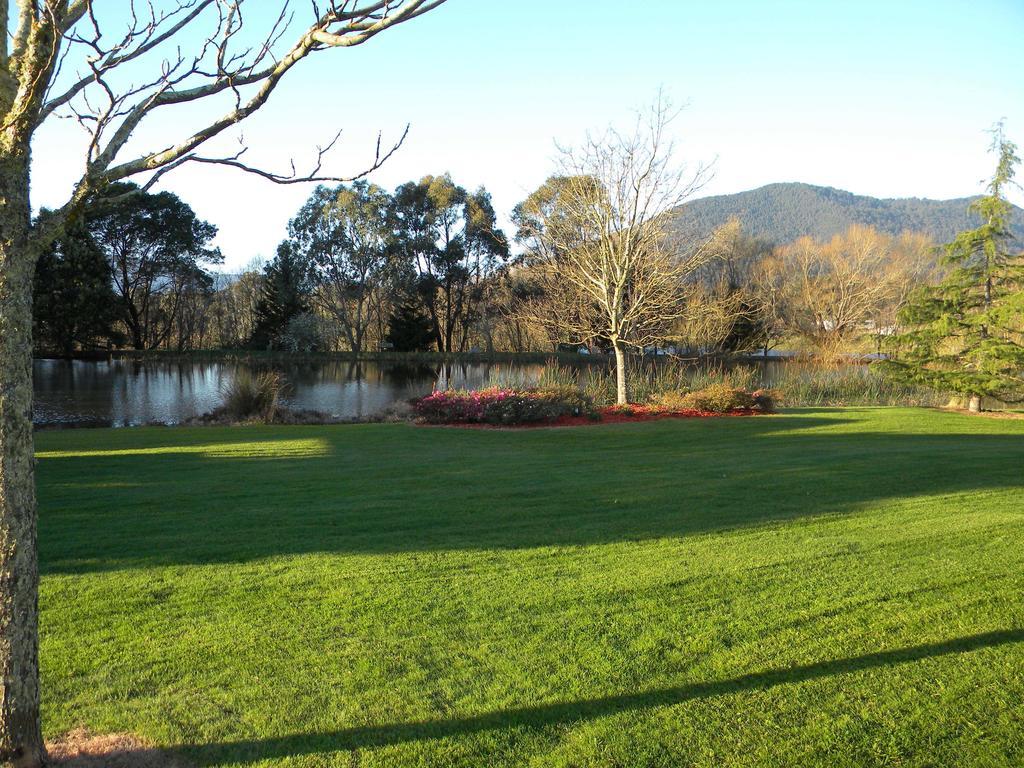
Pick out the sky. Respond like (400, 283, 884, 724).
(31, 0, 1024, 271)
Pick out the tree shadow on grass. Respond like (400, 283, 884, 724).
(173, 627, 1024, 765)
(35, 413, 1024, 574)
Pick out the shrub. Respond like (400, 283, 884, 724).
(411, 389, 487, 423)
(750, 389, 778, 413)
(279, 313, 322, 353)
(222, 369, 286, 422)
(651, 390, 692, 411)
(679, 383, 755, 413)
(483, 392, 562, 425)
(412, 387, 593, 425)
(655, 384, 775, 413)
(535, 385, 593, 416)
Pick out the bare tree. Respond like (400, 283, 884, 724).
(0, 2, 445, 763)
(513, 99, 710, 403)
(204, 258, 264, 348)
(674, 218, 775, 354)
(868, 231, 937, 353)
(770, 225, 935, 357)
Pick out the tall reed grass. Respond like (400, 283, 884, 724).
(766, 364, 946, 407)
(494, 357, 946, 408)
(220, 369, 287, 422)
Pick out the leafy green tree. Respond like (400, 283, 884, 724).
(249, 243, 314, 350)
(88, 184, 221, 350)
(289, 181, 397, 353)
(392, 175, 508, 352)
(32, 215, 120, 357)
(880, 124, 1024, 411)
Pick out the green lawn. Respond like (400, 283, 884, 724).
(36, 408, 1024, 767)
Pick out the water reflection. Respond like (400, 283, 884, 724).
(32, 358, 543, 427)
(33, 357, 804, 428)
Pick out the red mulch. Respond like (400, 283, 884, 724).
(419, 406, 764, 429)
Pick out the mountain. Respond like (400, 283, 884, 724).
(669, 182, 1024, 245)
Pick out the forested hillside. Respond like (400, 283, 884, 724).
(670, 182, 1024, 244)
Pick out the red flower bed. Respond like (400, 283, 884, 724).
(411, 385, 774, 429)
(412, 387, 591, 425)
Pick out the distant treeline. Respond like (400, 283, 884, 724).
(34, 178, 956, 359)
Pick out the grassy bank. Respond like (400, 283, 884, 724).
(37, 409, 1024, 766)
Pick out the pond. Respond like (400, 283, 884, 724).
(32, 358, 543, 427)
(32, 356, 798, 428)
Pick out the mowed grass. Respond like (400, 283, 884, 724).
(35, 408, 1024, 767)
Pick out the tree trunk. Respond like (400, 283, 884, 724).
(128, 316, 144, 352)
(968, 394, 982, 413)
(0, 152, 45, 767)
(613, 339, 628, 405)
(484, 323, 494, 355)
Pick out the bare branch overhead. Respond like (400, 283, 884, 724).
(14, 0, 447, 218)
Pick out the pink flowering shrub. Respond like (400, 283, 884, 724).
(413, 387, 593, 425)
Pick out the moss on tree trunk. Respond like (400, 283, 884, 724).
(0, 151, 44, 768)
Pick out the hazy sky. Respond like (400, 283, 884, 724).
(32, 0, 1024, 271)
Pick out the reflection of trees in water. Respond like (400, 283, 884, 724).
(434, 362, 471, 391)
(275, 361, 321, 388)
(432, 362, 520, 391)
(384, 363, 436, 387)
(32, 359, 117, 427)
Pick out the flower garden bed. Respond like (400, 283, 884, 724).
(411, 385, 773, 428)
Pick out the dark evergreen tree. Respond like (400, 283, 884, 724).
(32, 214, 120, 357)
(248, 242, 313, 350)
(385, 291, 436, 351)
(880, 124, 1024, 411)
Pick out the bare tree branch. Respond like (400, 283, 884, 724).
(140, 124, 410, 189)
(22, 0, 446, 220)
(38, 0, 216, 126)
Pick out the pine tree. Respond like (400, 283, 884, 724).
(385, 293, 436, 352)
(881, 123, 1024, 411)
(32, 215, 121, 357)
(249, 242, 312, 350)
